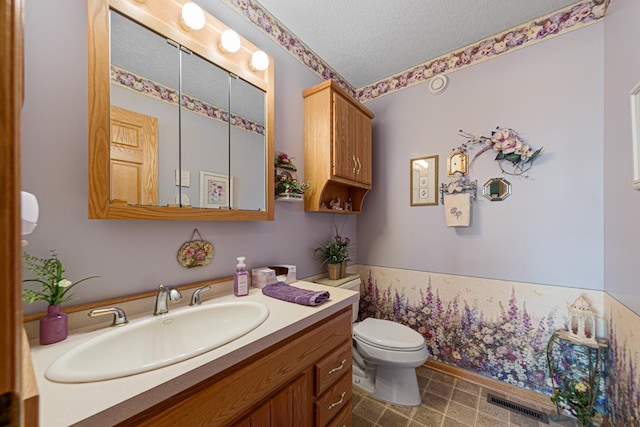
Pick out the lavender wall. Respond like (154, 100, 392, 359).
(358, 23, 605, 291)
(603, 0, 640, 316)
(20, 0, 356, 314)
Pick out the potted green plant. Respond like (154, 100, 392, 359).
(314, 230, 351, 280)
(22, 250, 98, 345)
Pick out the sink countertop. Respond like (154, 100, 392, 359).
(28, 281, 358, 427)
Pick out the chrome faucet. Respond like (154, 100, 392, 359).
(189, 285, 212, 306)
(154, 284, 183, 315)
(88, 307, 128, 326)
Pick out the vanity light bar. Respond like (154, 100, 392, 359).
(176, 2, 269, 73)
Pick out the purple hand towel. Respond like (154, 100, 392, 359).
(262, 282, 330, 306)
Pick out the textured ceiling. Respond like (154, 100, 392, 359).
(254, 0, 580, 88)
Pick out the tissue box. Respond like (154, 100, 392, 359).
(251, 267, 276, 288)
(268, 265, 297, 284)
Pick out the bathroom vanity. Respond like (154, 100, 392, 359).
(27, 282, 357, 426)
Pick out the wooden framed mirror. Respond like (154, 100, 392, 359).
(410, 155, 438, 206)
(88, 0, 274, 220)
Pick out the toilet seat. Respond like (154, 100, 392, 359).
(353, 318, 425, 351)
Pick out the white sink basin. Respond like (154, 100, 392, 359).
(45, 301, 269, 383)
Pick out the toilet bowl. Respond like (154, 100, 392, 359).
(338, 277, 429, 406)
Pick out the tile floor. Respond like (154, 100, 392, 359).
(352, 366, 580, 427)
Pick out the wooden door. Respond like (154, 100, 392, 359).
(110, 106, 158, 205)
(1, 0, 24, 424)
(1, 0, 39, 424)
(332, 91, 372, 187)
(235, 375, 308, 426)
(332, 92, 358, 182)
(355, 107, 372, 186)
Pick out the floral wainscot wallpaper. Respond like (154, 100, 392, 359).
(354, 265, 640, 426)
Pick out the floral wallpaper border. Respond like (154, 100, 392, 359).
(111, 66, 265, 136)
(354, 264, 639, 426)
(219, 0, 355, 98)
(219, 0, 608, 103)
(356, 0, 608, 102)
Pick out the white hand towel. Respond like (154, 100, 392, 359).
(444, 193, 471, 227)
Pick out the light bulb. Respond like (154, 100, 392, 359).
(220, 29, 241, 53)
(181, 2, 205, 31)
(250, 50, 269, 71)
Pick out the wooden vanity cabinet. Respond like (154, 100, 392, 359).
(303, 80, 374, 214)
(120, 307, 353, 427)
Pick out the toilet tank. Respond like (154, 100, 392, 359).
(338, 277, 361, 323)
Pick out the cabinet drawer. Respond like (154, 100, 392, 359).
(315, 341, 352, 396)
(315, 370, 352, 427)
(326, 404, 352, 427)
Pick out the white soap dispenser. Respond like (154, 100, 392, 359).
(234, 256, 249, 297)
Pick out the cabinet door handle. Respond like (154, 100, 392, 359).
(328, 359, 347, 375)
(352, 155, 357, 174)
(356, 157, 362, 175)
(328, 391, 346, 410)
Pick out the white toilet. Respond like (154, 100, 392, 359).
(340, 277, 429, 406)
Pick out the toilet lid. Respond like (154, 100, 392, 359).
(353, 318, 425, 351)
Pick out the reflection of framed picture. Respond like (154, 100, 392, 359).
(630, 81, 640, 190)
(200, 171, 233, 208)
(410, 155, 438, 206)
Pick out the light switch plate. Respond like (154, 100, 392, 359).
(175, 169, 191, 187)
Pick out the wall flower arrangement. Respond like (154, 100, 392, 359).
(458, 127, 542, 176)
(275, 151, 310, 198)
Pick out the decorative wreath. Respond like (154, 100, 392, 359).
(177, 229, 214, 268)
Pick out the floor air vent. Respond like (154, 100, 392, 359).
(487, 394, 549, 424)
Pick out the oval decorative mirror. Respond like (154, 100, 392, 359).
(88, 0, 274, 220)
(483, 178, 511, 201)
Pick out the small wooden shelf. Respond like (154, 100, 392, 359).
(308, 181, 368, 214)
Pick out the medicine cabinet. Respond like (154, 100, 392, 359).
(88, 0, 274, 220)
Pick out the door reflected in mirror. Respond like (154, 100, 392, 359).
(110, 10, 179, 207)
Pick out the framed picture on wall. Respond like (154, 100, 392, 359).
(200, 171, 233, 208)
(630, 81, 640, 190)
(410, 155, 438, 206)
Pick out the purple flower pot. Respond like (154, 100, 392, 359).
(39, 304, 68, 345)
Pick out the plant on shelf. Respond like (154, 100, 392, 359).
(275, 151, 310, 200)
(457, 127, 542, 176)
(314, 227, 351, 279)
(275, 172, 310, 197)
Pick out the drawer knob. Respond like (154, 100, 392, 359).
(328, 391, 346, 410)
(328, 358, 347, 375)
